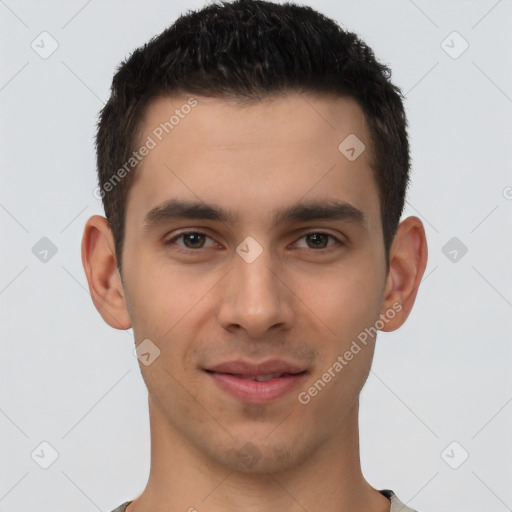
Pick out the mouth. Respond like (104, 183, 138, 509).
(203, 359, 308, 403)
(205, 371, 306, 382)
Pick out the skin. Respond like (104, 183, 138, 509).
(82, 92, 427, 512)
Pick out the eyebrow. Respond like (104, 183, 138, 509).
(143, 198, 366, 229)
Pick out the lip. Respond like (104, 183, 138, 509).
(205, 359, 306, 377)
(204, 359, 308, 404)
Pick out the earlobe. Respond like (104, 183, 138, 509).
(81, 215, 132, 330)
(379, 216, 428, 332)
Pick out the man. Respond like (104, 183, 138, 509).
(81, 0, 428, 510)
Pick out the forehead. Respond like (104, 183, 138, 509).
(137, 92, 370, 157)
(126, 92, 380, 231)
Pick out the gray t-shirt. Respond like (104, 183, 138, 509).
(110, 489, 418, 511)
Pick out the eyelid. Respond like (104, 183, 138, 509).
(165, 229, 218, 249)
(164, 228, 345, 251)
(292, 230, 342, 250)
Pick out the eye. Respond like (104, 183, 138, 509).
(165, 231, 217, 250)
(294, 232, 341, 250)
(164, 230, 343, 252)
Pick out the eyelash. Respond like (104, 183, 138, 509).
(164, 230, 344, 253)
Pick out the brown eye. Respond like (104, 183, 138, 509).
(182, 233, 206, 248)
(294, 232, 340, 250)
(305, 233, 329, 249)
(165, 231, 216, 250)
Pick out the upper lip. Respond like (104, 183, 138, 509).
(205, 359, 307, 377)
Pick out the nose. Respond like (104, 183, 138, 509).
(216, 243, 295, 338)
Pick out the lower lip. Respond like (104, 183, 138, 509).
(206, 371, 307, 404)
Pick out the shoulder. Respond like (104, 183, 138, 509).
(109, 501, 133, 512)
(380, 489, 419, 512)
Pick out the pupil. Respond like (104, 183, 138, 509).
(308, 233, 327, 248)
(185, 233, 204, 248)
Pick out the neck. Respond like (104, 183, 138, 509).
(127, 396, 390, 512)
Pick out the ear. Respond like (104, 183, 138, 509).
(379, 216, 428, 331)
(81, 215, 132, 330)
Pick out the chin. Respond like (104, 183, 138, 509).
(216, 436, 310, 475)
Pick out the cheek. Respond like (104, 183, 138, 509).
(123, 257, 219, 377)
(300, 277, 380, 415)
(122, 249, 191, 334)
(301, 263, 384, 344)
(304, 262, 384, 408)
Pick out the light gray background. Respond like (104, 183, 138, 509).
(1, 0, 511, 510)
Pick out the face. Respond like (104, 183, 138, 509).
(109, 93, 395, 472)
